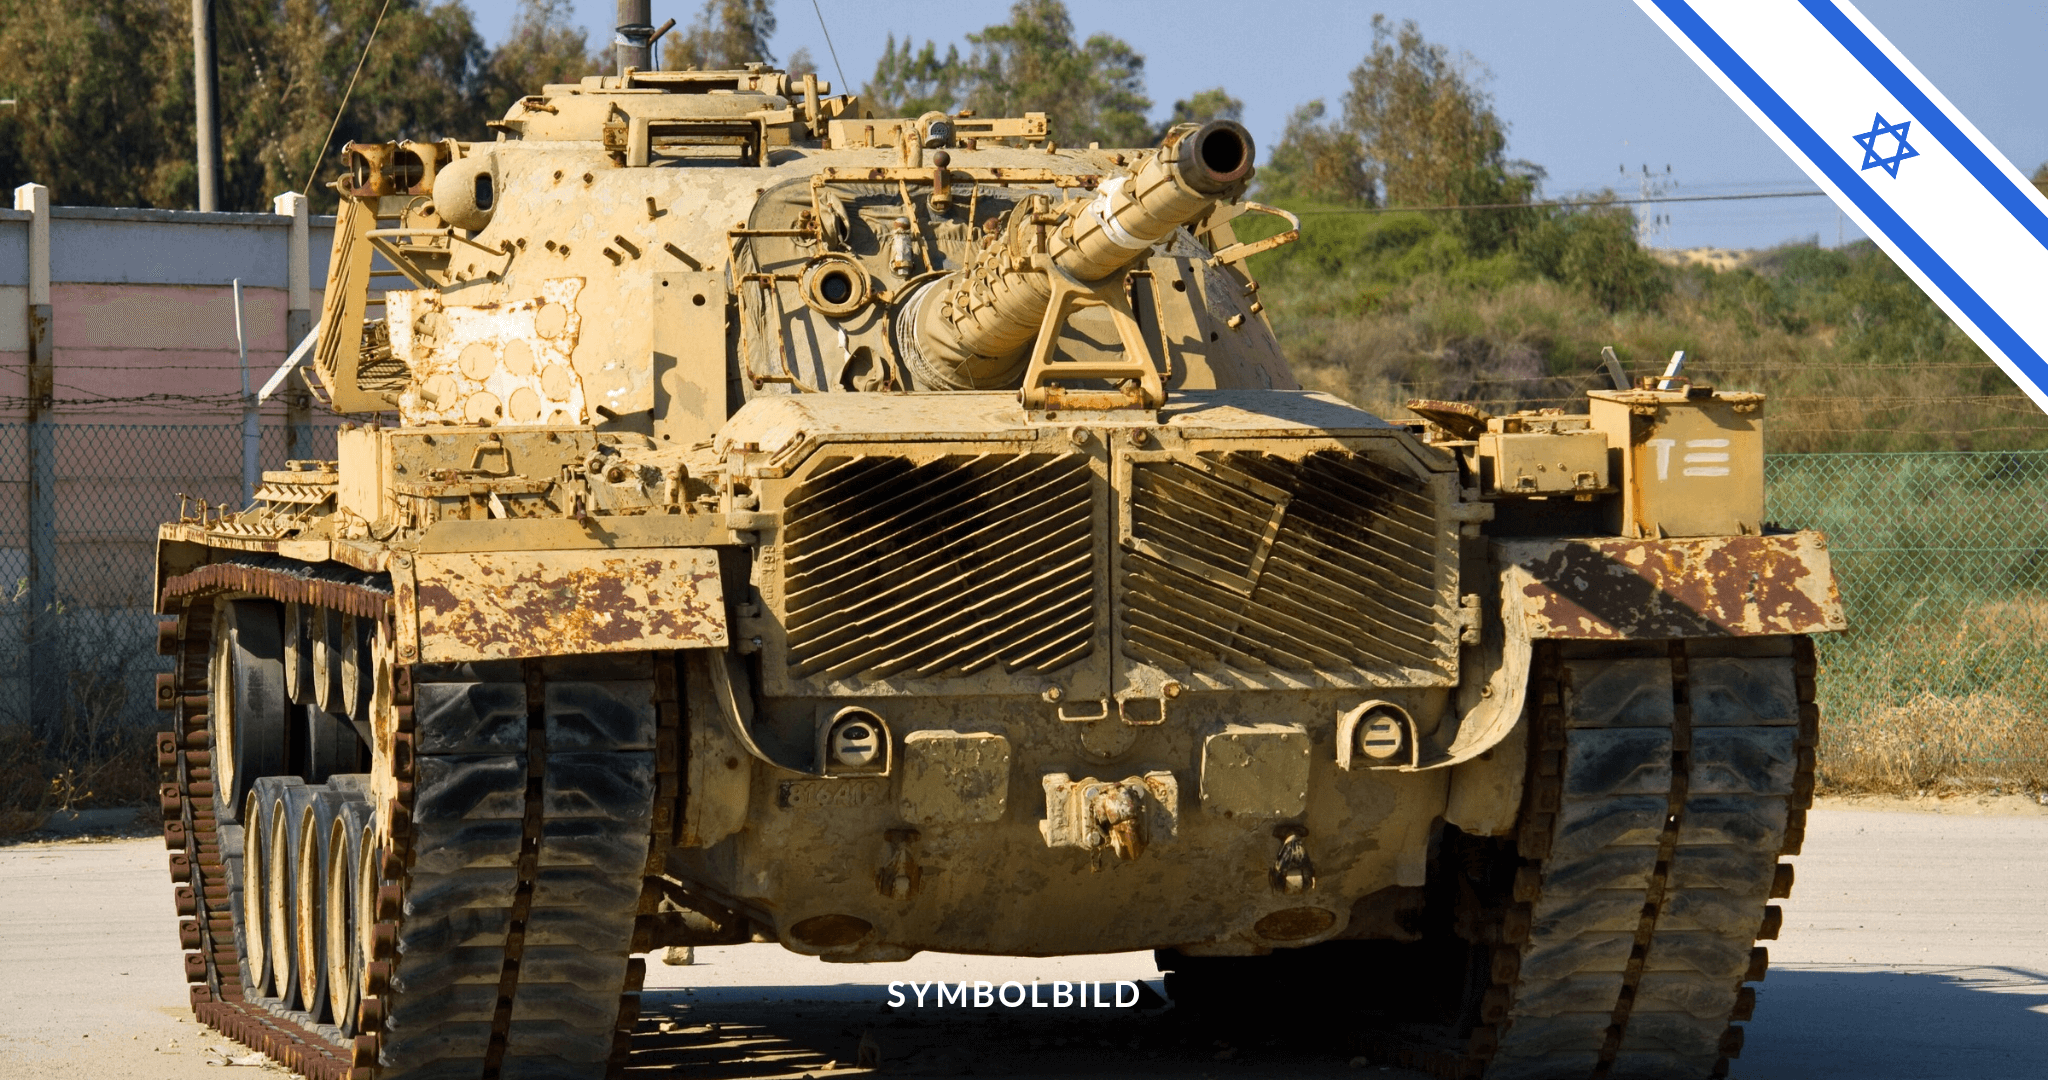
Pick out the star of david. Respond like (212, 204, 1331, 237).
(1852, 113, 1919, 178)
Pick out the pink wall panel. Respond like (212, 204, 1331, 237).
(48, 283, 306, 424)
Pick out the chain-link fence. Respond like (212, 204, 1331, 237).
(1766, 452, 2048, 790)
(0, 423, 336, 818)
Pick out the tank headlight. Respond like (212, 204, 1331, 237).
(825, 708, 887, 771)
(1336, 700, 1415, 770)
(1358, 712, 1406, 761)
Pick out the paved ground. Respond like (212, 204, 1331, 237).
(2, 796, 2043, 1079)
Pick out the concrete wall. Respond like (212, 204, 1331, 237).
(0, 198, 369, 425)
(0, 189, 361, 613)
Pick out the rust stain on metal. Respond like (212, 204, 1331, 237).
(1500, 530, 1847, 639)
(160, 563, 394, 620)
(413, 548, 727, 662)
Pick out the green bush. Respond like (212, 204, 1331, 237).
(1232, 199, 2048, 452)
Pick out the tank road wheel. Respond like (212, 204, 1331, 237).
(210, 600, 288, 825)
(284, 601, 313, 705)
(340, 616, 375, 727)
(1160, 639, 1817, 1080)
(300, 611, 368, 783)
(165, 569, 674, 1079)
(298, 702, 366, 784)
(240, 788, 274, 997)
(268, 779, 315, 1010)
(326, 797, 375, 1036)
(297, 785, 368, 1023)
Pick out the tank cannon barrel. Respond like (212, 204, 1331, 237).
(902, 120, 1255, 391)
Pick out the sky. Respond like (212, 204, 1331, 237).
(462, 0, 2048, 252)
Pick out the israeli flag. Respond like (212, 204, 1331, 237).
(1636, 0, 2048, 414)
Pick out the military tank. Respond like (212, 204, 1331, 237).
(151, 37, 1846, 1080)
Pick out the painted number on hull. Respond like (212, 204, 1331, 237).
(778, 778, 888, 810)
(1649, 438, 1733, 479)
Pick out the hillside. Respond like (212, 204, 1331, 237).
(1239, 202, 2048, 453)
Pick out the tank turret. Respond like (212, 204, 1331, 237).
(900, 119, 1255, 390)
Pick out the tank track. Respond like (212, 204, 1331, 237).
(1360, 637, 1817, 1080)
(157, 560, 679, 1080)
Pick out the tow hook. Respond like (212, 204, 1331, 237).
(1090, 783, 1143, 861)
(1272, 826, 1315, 895)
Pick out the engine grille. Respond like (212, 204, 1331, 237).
(781, 452, 1097, 682)
(1120, 450, 1449, 680)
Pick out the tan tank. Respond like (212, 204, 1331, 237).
(150, 53, 1847, 1080)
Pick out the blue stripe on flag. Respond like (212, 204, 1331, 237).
(1649, 0, 2048, 391)
(1796, 0, 2048, 252)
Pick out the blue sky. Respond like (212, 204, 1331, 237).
(461, 0, 2048, 252)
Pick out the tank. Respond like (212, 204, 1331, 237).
(150, 60, 1847, 1080)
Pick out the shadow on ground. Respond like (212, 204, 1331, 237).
(1739, 965, 2048, 1079)
(626, 966, 2048, 1079)
(628, 979, 1407, 1078)
(0, 807, 153, 847)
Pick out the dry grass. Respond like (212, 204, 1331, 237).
(1818, 693, 2048, 796)
(0, 606, 167, 838)
(1275, 274, 2048, 454)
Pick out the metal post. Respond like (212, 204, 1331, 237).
(615, 0, 653, 76)
(14, 183, 55, 734)
(274, 192, 313, 461)
(234, 280, 258, 504)
(192, 0, 221, 211)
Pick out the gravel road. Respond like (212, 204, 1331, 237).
(2, 797, 2042, 1079)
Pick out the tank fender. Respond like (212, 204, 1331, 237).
(395, 547, 727, 663)
(1416, 529, 1846, 774)
(680, 651, 754, 847)
(702, 647, 824, 776)
(1496, 530, 1847, 639)
(1411, 581, 1534, 773)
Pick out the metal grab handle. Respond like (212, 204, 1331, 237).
(1056, 699, 1112, 723)
(1117, 693, 1169, 727)
(1204, 202, 1301, 265)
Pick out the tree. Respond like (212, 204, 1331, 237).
(484, 0, 603, 113)
(1156, 86, 1241, 142)
(223, 0, 489, 211)
(665, 0, 776, 70)
(1256, 100, 1373, 205)
(1342, 16, 1540, 210)
(0, 0, 523, 212)
(1163, 87, 1242, 128)
(862, 2, 1166, 148)
(963, 1, 1151, 147)
(864, 35, 965, 118)
(1520, 202, 1670, 312)
(0, 0, 491, 211)
(0, 0, 192, 208)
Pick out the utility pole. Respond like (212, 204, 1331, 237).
(275, 193, 313, 462)
(192, 0, 221, 211)
(14, 183, 54, 737)
(616, 0, 653, 76)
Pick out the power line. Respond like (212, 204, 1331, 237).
(1299, 190, 1830, 215)
(809, 0, 849, 95)
(302, 0, 394, 196)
